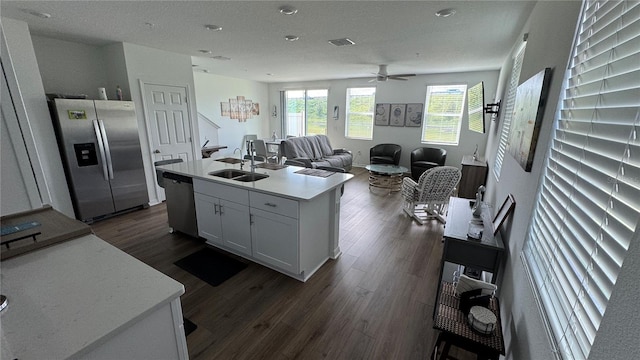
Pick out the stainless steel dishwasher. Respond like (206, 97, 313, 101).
(162, 172, 198, 237)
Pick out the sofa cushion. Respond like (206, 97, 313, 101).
(307, 136, 325, 160)
(315, 135, 334, 157)
(282, 136, 314, 159)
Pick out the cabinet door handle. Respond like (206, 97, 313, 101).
(219, 205, 224, 215)
(264, 202, 277, 208)
(214, 204, 218, 214)
(250, 214, 254, 225)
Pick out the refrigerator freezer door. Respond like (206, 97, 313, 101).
(94, 101, 148, 212)
(53, 99, 115, 220)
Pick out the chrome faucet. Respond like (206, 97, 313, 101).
(248, 141, 257, 173)
(233, 148, 245, 169)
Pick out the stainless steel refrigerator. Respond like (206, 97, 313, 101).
(50, 98, 148, 222)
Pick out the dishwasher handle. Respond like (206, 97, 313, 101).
(162, 172, 193, 184)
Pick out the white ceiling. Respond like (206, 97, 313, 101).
(1, 1, 536, 83)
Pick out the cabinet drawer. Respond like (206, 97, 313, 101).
(250, 192, 299, 218)
(193, 179, 249, 205)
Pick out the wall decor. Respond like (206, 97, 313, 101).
(507, 68, 552, 172)
(220, 102, 230, 117)
(374, 103, 390, 125)
(220, 96, 260, 122)
(405, 103, 423, 127)
(389, 104, 406, 126)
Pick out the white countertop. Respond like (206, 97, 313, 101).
(159, 158, 354, 201)
(0, 234, 185, 359)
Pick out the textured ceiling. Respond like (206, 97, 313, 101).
(1, 1, 536, 83)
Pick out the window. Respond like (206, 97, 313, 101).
(494, 43, 527, 179)
(421, 85, 467, 145)
(345, 87, 376, 140)
(284, 89, 328, 136)
(522, 1, 640, 359)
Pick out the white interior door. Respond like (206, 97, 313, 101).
(142, 83, 194, 201)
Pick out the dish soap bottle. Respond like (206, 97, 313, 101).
(116, 85, 123, 101)
(272, 131, 277, 141)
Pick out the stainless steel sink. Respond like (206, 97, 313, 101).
(255, 163, 287, 170)
(215, 157, 243, 164)
(208, 169, 249, 178)
(208, 169, 269, 182)
(233, 173, 270, 182)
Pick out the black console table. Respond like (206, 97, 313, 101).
(434, 197, 505, 317)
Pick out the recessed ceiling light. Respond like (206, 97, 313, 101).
(198, 49, 212, 54)
(328, 38, 355, 47)
(204, 24, 222, 31)
(279, 6, 298, 15)
(284, 35, 299, 42)
(22, 9, 51, 18)
(144, 22, 155, 28)
(435, 8, 456, 17)
(211, 55, 231, 61)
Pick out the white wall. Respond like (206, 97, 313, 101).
(0, 17, 74, 217)
(121, 42, 200, 205)
(482, 2, 584, 359)
(31, 36, 109, 99)
(267, 70, 499, 169)
(193, 72, 269, 158)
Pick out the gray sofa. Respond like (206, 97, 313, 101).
(281, 135, 352, 171)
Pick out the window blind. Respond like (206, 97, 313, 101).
(522, 1, 640, 359)
(494, 43, 526, 179)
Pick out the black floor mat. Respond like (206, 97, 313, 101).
(183, 318, 197, 336)
(174, 247, 248, 287)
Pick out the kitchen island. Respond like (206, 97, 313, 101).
(158, 158, 354, 281)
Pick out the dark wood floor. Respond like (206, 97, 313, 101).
(91, 168, 472, 359)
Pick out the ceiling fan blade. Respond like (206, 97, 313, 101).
(387, 76, 409, 81)
(390, 74, 416, 78)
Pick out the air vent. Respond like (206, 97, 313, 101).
(328, 38, 355, 47)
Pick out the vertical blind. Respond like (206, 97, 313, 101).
(494, 43, 526, 179)
(522, 1, 640, 359)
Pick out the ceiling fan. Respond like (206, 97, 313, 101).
(369, 64, 416, 82)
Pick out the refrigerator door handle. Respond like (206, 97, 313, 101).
(98, 120, 115, 180)
(93, 119, 109, 181)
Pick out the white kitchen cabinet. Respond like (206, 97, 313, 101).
(251, 207, 299, 273)
(195, 192, 222, 245)
(219, 199, 252, 255)
(194, 192, 251, 256)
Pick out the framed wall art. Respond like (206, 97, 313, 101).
(374, 103, 390, 125)
(389, 104, 406, 126)
(507, 68, 552, 172)
(405, 103, 423, 127)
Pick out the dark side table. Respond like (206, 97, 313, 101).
(432, 282, 505, 360)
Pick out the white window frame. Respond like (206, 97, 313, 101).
(421, 84, 467, 146)
(521, 0, 640, 359)
(345, 87, 376, 140)
(283, 89, 328, 137)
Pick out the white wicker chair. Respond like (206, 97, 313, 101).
(401, 166, 461, 224)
